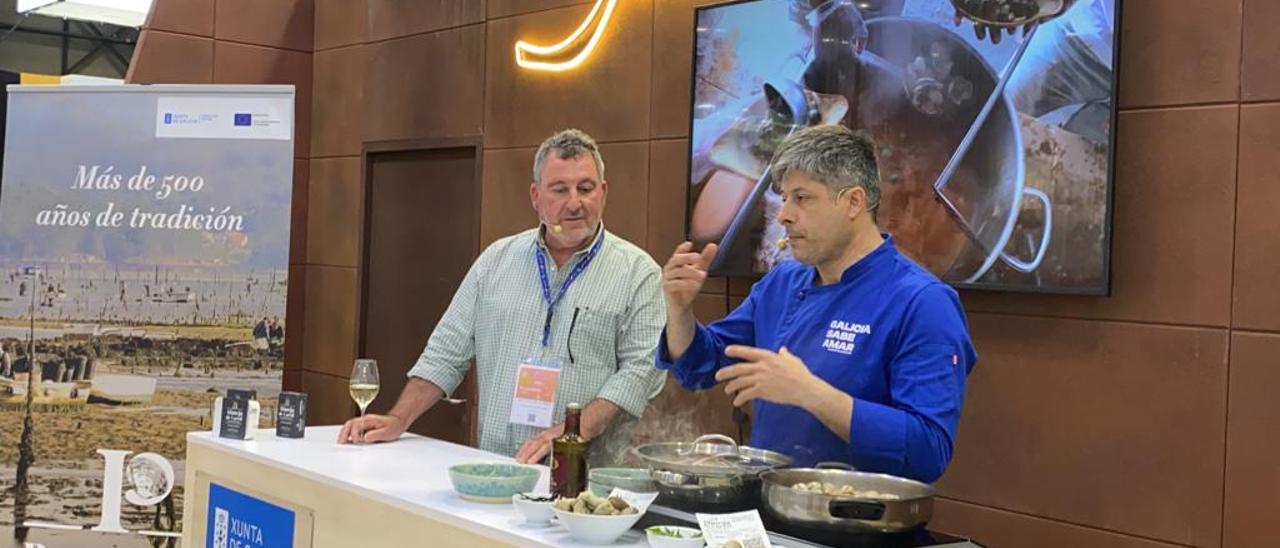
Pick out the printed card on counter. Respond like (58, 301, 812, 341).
(275, 391, 307, 438)
(218, 396, 249, 440)
(606, 488, 659, 512)
(695, 510, 773, 548)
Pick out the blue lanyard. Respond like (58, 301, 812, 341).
(535, 234, 604, 347)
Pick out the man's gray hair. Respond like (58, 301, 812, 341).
(532, 128, 605, 184)
(769, 125, 880, 211)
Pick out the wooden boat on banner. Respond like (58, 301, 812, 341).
(88, 374, 157, 404)
(0, 374, 92, 407)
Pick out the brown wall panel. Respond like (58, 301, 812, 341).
(301, 265, 359, 378)
(1223, 332, 1280, 548)
(311, 46, 367, 158)
(367, 0, 485, 42)
(363, 25, 485, 143)
(961, 106, 1238, 327)
(939, 314, 1227, 547)
(314, 0, 367, 50)
(488, 0, 593, 20)
(483, 0, 653, 148)
(694, 291, 728, 324)
(216, 0, 315, 51)
(282, 369, 302, 392)
(728, 278, 756, 297)
(1233, 104, 1280, 332)
(285, 264, 307, 373)
(127, 30, 214, 84)
(213, 41, 314, 158)
(647, 139, 690, 260)
(291, 159, 310, 265)
(301, 370, 355, 426)
(307, 158, 364, 268)
(144, 0, 214, 37)
(1117, 0, 1241, 108)
(700, 277, 727, 295)
(479, 146, 539, 248)
(1241, 0, 1280, 102)
(599, 142, 650, 248)
(932, 498, 1186, 548)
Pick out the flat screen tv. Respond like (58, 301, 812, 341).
(686, 0, 1119, 294)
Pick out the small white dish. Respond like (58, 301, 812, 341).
(645, 525, 706, 548)
(512, 492, 556, 524)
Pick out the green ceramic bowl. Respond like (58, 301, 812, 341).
(588, 467, 657, 497)
(448, 463, 540, 503)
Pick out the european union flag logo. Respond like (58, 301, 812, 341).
(234, 113, 252, 126)
(163, 113, 173, 124)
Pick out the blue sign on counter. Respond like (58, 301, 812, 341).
(207, 482, 296, 548)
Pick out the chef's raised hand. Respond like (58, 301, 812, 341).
(662, 242, 719, 312)
(337, 413, 405, 445)
(717, 346, 824, 408)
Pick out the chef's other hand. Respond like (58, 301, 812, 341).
(717, 346, 824, 407)
(337, 414, 405, 445)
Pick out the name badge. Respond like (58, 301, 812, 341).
(509, 357, 562, 428)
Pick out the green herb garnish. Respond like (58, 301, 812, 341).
(647, 526, 702, 538)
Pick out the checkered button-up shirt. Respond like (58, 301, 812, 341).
(408, 226, 666, 464)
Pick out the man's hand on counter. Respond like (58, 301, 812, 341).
(512, 398, 623, 464)
(337, 413, 406, 444)
(514, 423, 563, 465)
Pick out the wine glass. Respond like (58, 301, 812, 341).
(349, 358, 380, 418)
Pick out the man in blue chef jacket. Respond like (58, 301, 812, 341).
(658, 125, 977, 483)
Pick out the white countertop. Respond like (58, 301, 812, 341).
(188, 425, 651, 548)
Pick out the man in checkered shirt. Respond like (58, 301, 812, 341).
(339, 129, 666, 467)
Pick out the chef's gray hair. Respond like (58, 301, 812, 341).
(769, 125, 880, 215)
(532, 128, 606, 184)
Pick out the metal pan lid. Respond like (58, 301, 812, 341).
(632, 434, 794, 476)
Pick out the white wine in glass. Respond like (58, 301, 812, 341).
(349, 358, 380, 417)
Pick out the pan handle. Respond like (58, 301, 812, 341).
(693, 434, 738, 447)
(706, 167, 774, 273)
(998, 187, 1052, 272)
(678, 433, 740, 457)
(829, 499, 886, 521)
(651, 469, 693, 487)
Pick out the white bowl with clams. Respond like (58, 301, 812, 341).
(552, 506, 646, 544)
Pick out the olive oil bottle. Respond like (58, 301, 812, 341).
(550, 402, 588, 498)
